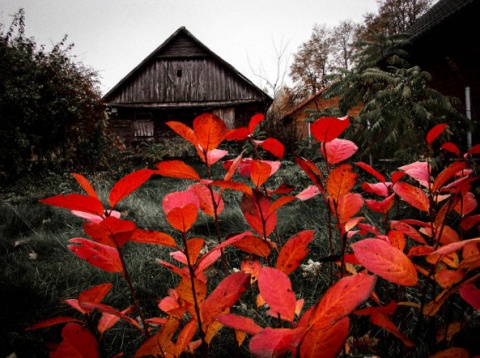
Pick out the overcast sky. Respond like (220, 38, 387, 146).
(0, 0, 379, 95)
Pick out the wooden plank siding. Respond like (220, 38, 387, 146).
(283, 88, 362, 140)
(107, 59, 262, 105)
(103, 27, 272, 146)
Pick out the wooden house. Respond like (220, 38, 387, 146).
(103, 27, 272, 146)
(283, 87, 362, 140)
(408, 0, 480, 146)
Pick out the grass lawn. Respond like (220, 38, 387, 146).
(0, 160, 334, 357)
(1, 157, 479, 357)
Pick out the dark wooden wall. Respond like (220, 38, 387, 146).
(107, 58, 262, 104)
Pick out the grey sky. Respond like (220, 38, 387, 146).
(0, 0, 378, 95)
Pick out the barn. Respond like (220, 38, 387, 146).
(103, 27, 272, 146)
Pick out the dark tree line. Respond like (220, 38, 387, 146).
(0, 9, 107, 183)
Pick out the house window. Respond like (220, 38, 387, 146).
(133, 120, 154, 141)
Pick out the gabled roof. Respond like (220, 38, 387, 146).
(408, 0, 478, 41)
(103, 26, 271, 103)
(285, 86, 329, 117)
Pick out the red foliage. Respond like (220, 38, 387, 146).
(34, 115, 480, 357)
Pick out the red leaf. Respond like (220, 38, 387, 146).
(68, 238, 123, 273)
(459, 282, 480, 309)
(258, 267, 297, 322)
(216, 314, 263, 335)
(435, 269, 464, 288)
(365, 194, 395, 214)
(393, 181, 430, 212)
(226, 127, 250, 140)
(432, 238, 480, 256)
(390, 220, 427, 244)
(296, 185, 321, 201)
(362, 182, 391, 197)
(248, 113, 265, 134)
(360, 308, 414, 347)
(311, 116, 350, 143)
(98, 306, 133, 336)
(210, 179, 253, 196)
(25, 316, 84, 331)
(308, 272, 376, 330)
(50, 323, 100, 358)
(109, 169, 154, 208)
(250, 327, 305, 358)
(193, 113, 226, 152)
(333, 193, 364, 224)
(268, 183, 295, 195)
(78, 283, 112, 307)
(300, 317, 349, 358)
(188, 184, 224, 217)
(398, 161, 430, 187)
(251, 160, 273, 187)
(166, 205, 198, 232)
(232, 235, 272, 257)
(277, 230, 314, 275)
(84, 216, 136, 247)
(426, 123, 447, 144)
(326, 164, 358, 202)
(72, 173, 99, 199)
(135, 316, 179, 357)
(205, 149, 228, 165)
(241, 258, 263, 283)
(174, 318, 197, 356)
(441, 142, 461, 157)
(166, 121, 197, 146)
(80, 302, 142, 331)
(351, 238, 418, 286)
(432, 161, 467, 193)
(268, 196, 296, 217)
(129, 229, 177, 248)
(40, 194, 104, 217)
(453, 191, 477, 216)
(201, 272, 250, 325)
(185, 238, 205, 265)
(355, 162, 386, 183)
(388, 230, 406, 252)
(294, 156, 326, 194)
(223, 152, 243, 181)
(321, 138, 358, 164)
(241, 192, 276, 237)
(261, 137, 285, 158)
(156, 160, 200, 181)
(163, 190, 200, 214)
(467, 143, 480, 155)
(429, 347, 470, 358)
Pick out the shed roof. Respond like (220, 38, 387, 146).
(103, 26, 271, 104)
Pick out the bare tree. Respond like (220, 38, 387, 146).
(248, 37, 291, 100)
(289, 24, 333, 98)
(331, 20, 362, 71)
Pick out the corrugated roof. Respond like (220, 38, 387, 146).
(408, 0, 478, 40)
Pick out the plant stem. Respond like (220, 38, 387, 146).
(181, 230, 209, 355)
(114, 238, 150, 338)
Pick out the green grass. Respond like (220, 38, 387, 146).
(0, 160, 335, 357)
(2, 159, 478, 357)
